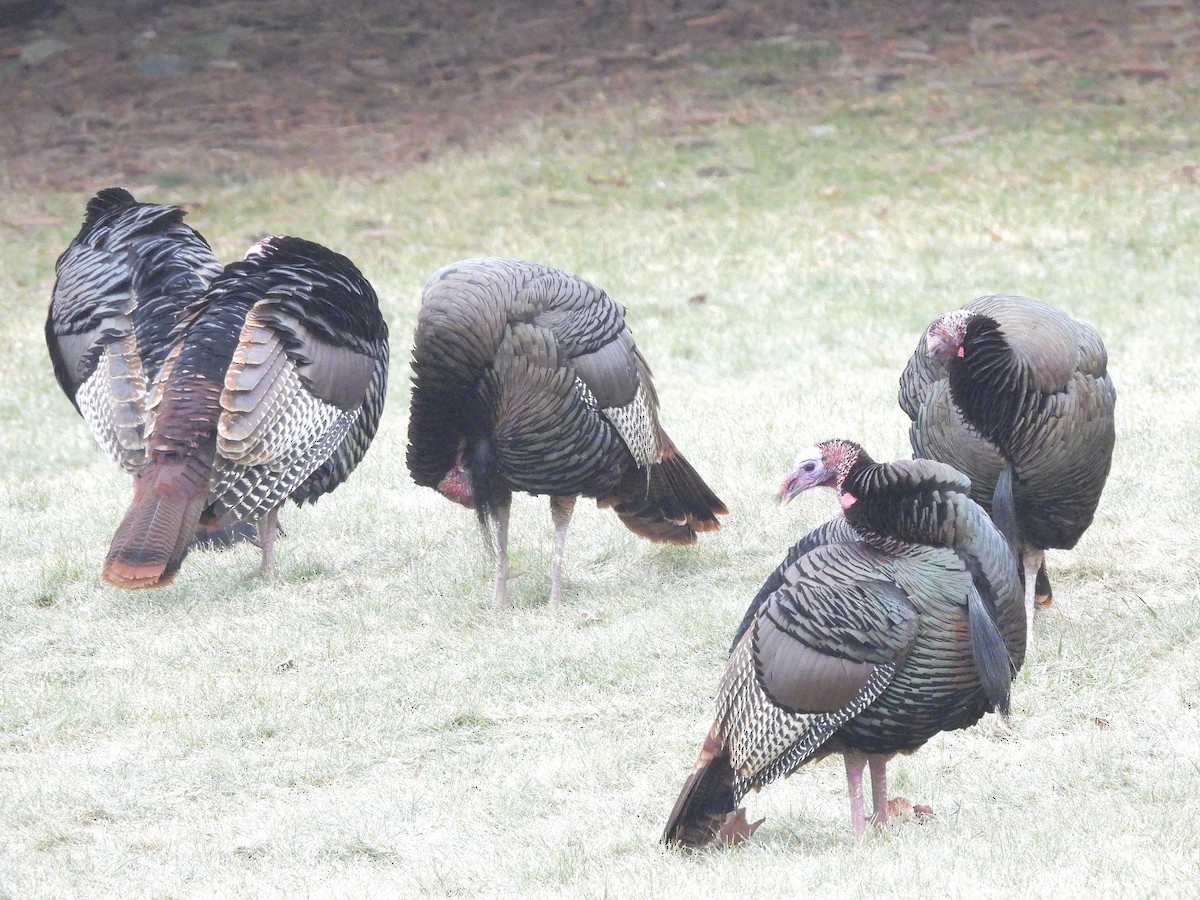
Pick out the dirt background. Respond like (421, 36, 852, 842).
(1, 1, 1196, 191)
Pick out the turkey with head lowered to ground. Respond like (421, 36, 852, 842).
(101, 236, 389, 588)
(406, 257, 727, 607)
(46, 186, 263, 550)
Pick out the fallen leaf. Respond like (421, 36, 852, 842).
(653, 43, 692, 65)
(887, 796, 913, 821)
(1120, 63, 1169, 81)
(585, 174, 629, 187)
(893, 50, 941, 64)
(887, 796, 935, 824)
(685, 10, 739, 29)
(686, 293, 707, 305)
(818, 185, 842, 198)
(1094, 717, 1111, 730)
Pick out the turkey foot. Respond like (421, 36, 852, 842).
(717, 808, 764, 846)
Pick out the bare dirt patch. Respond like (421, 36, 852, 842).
(2, 1, 1197, 190)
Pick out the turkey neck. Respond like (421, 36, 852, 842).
(947, 315, 1041, 459)
(842, 458, 968, 549)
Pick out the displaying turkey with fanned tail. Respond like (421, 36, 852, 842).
(899, 295, 1116, 644)
(407, 257, 727, 606)
(101, 236, 389, 588)
(46, 186, 267, 551)
(661, 440, 1024, 848)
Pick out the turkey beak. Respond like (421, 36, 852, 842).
(778, 472, 804, 505)
(778, 461, 824, 504)
(925, 329, 950, 360)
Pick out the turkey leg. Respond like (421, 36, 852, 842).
(257, 507, 280, 576)
(1022, 548, 1045, 644)
(491, 500, 512, 607)
(548, 495, 577, 606)
(844, 752, 869, 838)
(868, 755, 890, 826)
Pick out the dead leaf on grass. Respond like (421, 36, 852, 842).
(1120, 63, 1169, 80)
(585, 173, 629, 187)
(887, 796, 935, 824)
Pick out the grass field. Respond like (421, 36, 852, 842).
(2, 37, 1200, 899)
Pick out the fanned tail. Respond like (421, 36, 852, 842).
(102, 461, 211, 589)
(606, 433, 727, 544)
(662, 725, 760, 849)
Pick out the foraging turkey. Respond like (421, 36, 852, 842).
(662, 440, 1024, 848)
(47, 188, 264, 550)
(899, 295, 1116, 641)
(407, 257, 726, 606)
(101, 236, 389, 588)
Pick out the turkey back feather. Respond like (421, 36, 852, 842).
(900, 295, 1115, 555)
(46, 187, 220, 473)
(103, 236, 388, 588)
(407, 257, 725, 539)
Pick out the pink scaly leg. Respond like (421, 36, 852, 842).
(548, 495, 577, 607)
(869, 755, 890, 827)
(491, 500, 512, 608)
(844, 751, 869, 838)
(1023, 548, 1045, 647)
(257, 507, 280, 576)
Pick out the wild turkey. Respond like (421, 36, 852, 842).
(662, 440, 1024, 848)
(47, 187, 222, 471)
(46, 187, 265, 549)
(101, 236, 389, 588)
(406, 257, 727, 606)
(899, 295, 1116, 642)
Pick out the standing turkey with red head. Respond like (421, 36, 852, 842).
(662, 440, 1024, 848)
(406, 257, 727, 607)
(101, 236, 389, 588)
(899, 295, 1116, 643)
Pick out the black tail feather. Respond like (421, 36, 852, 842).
(662, 729, 744, 849)
(966, 586, 1016, 715)
(991, 463, 1019, 550)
